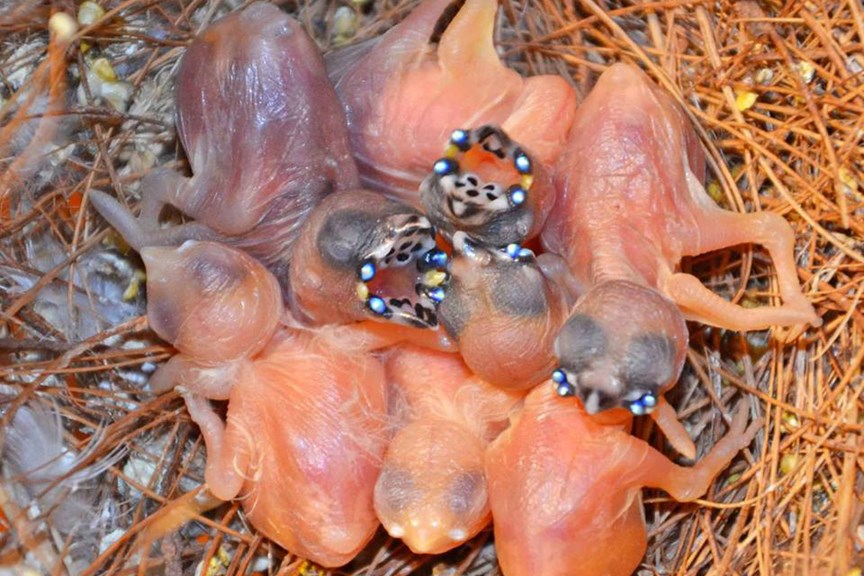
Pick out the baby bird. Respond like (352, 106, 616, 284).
(486, 384, 760, 576)
(327, 0, 576, 204)
(437, 232, 569, 390)
(419, 125, 556, 249)
(91, 2, 358, 291)
(200, 327, 388, 567)
(137, 241, 389, 567)
(374, 345, 521, 553)
(288, 189, 449, 331)
(544, 63, 821, 415)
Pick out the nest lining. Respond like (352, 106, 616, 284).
(0, 0, 861, 575)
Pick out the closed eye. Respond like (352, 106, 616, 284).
(448, 470, 485, 515)
(377, 467, 419, 512)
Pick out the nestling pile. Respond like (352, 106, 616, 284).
(88, 1, 821, 574)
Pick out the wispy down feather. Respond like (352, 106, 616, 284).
(2, 401, 123, 536)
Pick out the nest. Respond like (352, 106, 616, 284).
(0, 0, 861, 574)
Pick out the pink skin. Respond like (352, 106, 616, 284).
(142, 239, 284, 400)
(375, 345, 521, 554)
(140, 242, 283, 366)
(438, 235, 570, 390)
(91, 3, 449, 340)
(543, 63, 821, 414)
(486, 385, 761, 576)
(137, 241, 390, 567)
(90, 2, 358, 289)
(326, 0, 576, 205)
(190, 328, 388, 567)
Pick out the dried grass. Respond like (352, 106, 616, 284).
(1, 0, 862, 575)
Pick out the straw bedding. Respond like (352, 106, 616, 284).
(0, 0, 861, 574)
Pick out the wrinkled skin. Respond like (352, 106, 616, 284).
(553, 281, 688, 414)
(375, 346, 520, 553)
(138, 240, 389, 567)
(438, 233, 569, 390)
(91, 2, 358, 290)
(327, 0, 575, 207)
(486, 385, 760, 576)
(543, 63, 821, 414)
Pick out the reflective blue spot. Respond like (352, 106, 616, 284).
(518, 248, 534, 260)
(450, 129, 469, 147)
(427, 287, 446, 303)
(629, 400, 646, 416)
(423, 249, 448, 269)
(434, 158, 458, 176)
(460, 241, 476, 258)
(552, 369, 566, 384)
(359, 262, 376, 281)
(642, 393, 657, 408)
(509, 187, 526, 205)
(506, 243, 521, 259)
(368, 296, 387, 315)
(556, 382, 576, 397)
(514, 151, 531, 174)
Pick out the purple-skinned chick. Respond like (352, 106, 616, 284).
(90, 2, 359, 290)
